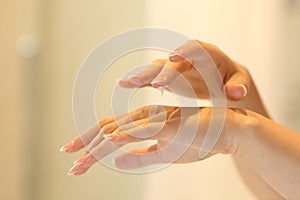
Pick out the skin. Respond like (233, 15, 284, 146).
(61, 40, 300, 199)
(62, 106, 257, 173)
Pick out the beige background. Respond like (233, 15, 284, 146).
(1, 0, 300, 200)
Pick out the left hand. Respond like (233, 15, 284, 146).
(60, 105, 253, 176)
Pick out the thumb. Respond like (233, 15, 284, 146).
(225, 72, 249, 101)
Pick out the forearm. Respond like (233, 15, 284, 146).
(237, 112, 300, 199)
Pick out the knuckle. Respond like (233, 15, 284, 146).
(140, 105, 152, 117)
(101, 124, 114, 134)
(98, 119, 106, 128)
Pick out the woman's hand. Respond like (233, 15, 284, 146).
(119, 40, 269, 117)
(119, 40, 249, 101)
(60, 105, 257, 175)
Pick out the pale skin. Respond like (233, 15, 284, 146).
(61, 40, 300, 199)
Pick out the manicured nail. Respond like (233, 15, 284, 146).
(59, 146, 68, 152)
(169, 49, 184, 62)
(67, 165, 79, 176)
(67, 171, 78, 176)
(239, 84, 248, 97)
(59, 141, 74, 152)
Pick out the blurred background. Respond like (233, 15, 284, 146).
(1, 0, 300, 199)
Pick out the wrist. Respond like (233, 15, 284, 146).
(219, 108, 261, 155)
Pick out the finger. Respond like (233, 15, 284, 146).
(115, 107, 169, 132)
(79, 117, 121, 151)
(68, 139, 120, 175)
(70, 121, 166, 174)
(225, 71, 249, 101)
(67, 153, 98, 176)
(74, 130, 144, 175)
(168, 40, 204, 62)
(86, 117, 151, 152)
(115, 144, 166, 169)
(98, 106, 155, 134)
(59, 123, 100, 153)
(150, 59, 192, 87)
(118, 59, 166, 88)
(118, 78, 140, 88)
(85, 130, 104, 151)
(114, 105, 166, 127)
(98, 116, 116, 128)
(60, 112, 125, 153)
(169, 40, 225, 64)
(69, 131, 147, 175)
(86, 106, 167, 151)
(108, 120, 165, 139)
(84, 117, 146, 152)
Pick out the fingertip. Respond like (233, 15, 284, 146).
(226, 84, 248, 101)
(59, 146, 68, 152)
(168, 50, 184, 62)
(169, 54, 183, 62)
(117, 78, 130, 88)
(67, 163, 90, 176)
(59, 140, 74, 153)
(118, 78, 142, 88)
(239, 84, 248, 97)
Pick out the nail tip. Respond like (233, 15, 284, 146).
(59, 146, 67, 152)
(238, 84, 248, 97)
(67, 171, 77, 176)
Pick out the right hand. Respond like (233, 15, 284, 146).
(118, 40, 250, 101)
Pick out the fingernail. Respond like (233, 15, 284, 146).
(67, 171, 78, 176)
(59, 141, 73, 152)
(59, 141, 74, 152)
(169, 50, 183, 62)
(59, 146, 68, 152)
(151, 75, 166, 86)
(230, 84, 247, 99)
(239, 84, 248, 97)
(67, 165, 79, 176)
